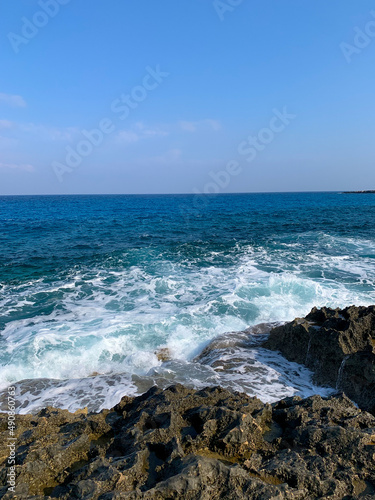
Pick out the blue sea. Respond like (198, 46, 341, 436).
(1, 192, 374, 413)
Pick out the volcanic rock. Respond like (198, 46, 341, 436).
(1, 385, 375, 499)
(263, 305, 375, 414)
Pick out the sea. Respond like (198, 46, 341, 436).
(0, 192, 374, 414)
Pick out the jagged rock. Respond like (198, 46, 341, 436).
(264, 305, 375, 414)
(0, 385, 375, 499)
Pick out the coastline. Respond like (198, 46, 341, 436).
(343, 190, 375, 194)
(1, 305, 374, 499)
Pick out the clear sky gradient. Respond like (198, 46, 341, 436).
(0, 0, 374, 195)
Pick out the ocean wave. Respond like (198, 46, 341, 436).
(1, 236, 375, 390)
(0, 324, 334, 414)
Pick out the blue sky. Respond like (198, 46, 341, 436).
(0, 0, 374, 195)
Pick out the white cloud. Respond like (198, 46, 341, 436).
(134, 122, 169, 137)
(0, 162, 35, 172)
(204, 119, 221, 131)
(179, 119, 221, 133)
(0, 120, 79, 141)
(0, 120, 14, 129)
(0, 93, 26, 108)
(115, 130, 140, 144)
(19, 123, 79, 141)
(180, 121, 197, 132)
(115, 123, 169, 144)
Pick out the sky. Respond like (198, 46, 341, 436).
(0, 0, 374, 195)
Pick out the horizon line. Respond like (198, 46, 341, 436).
(0, 190, 368, 197)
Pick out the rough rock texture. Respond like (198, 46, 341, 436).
(1, 385, 375, 499)
(264, 305, 375, 415)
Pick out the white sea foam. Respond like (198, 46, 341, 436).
(0, 326, 334, 414)
(0, 233, 374, 412)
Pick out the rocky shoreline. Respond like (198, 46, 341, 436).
(263, 305, 375, 416)
(1, 305, 375, 499)
(343, 190, 375, 194)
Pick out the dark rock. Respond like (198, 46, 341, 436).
(343, 190, 375, 194)
(263, 305, 375, 414)
(1, 385, 375, 499)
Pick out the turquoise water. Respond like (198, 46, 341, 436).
(1, 192, 374, 412)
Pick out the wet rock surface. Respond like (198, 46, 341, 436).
(264, 305, 375, 415)
(1, 384, 375, 499)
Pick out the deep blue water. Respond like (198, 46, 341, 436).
(1, 192, 374, 411)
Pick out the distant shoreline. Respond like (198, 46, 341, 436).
(343, 190, 375, 194)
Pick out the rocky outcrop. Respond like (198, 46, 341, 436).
(343, 190, 375, 194)
(1, 384, 375, 499)
(264, 305, 375, 414)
